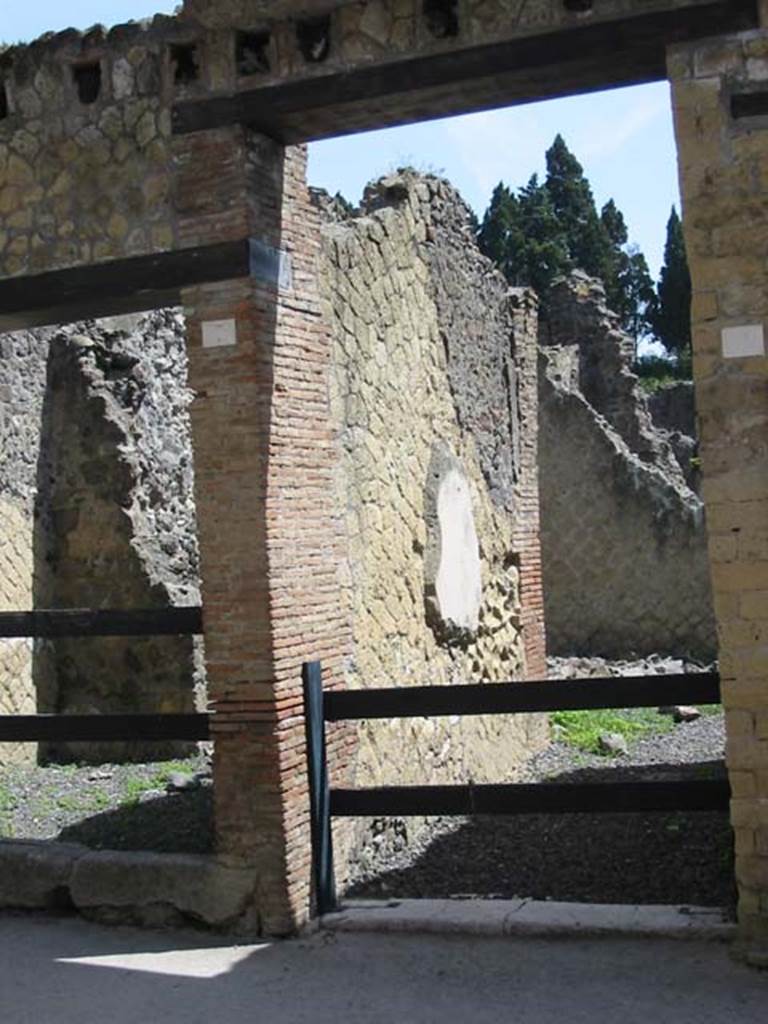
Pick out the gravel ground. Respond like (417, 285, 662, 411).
(0, 752, 213, 854)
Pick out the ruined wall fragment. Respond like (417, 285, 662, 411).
(539, 273, 717, 660)
(0, 311, 204, 765)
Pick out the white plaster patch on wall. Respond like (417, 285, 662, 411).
(202, 318, 237, 349)
(435, 468, 482, 632)
(722, 323, 765, 359)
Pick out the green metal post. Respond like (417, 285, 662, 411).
(303, 661, 336, 915)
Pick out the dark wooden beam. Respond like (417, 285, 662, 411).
(0, 607, 203, 638)
(0, 713, 210, 742)
(330, 779, 731, 817)
(0, 240, 250, 332)
(173, 0, 758, 142)
(323, 674, 721, 721)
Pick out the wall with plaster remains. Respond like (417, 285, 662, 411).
(539, 273, 717, 661)
(317, 173, 548, 842)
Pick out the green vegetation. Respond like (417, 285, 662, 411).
(476, 135, 691, 367)
(55, 790, 111, 814)
(648, 207, 692, 366)
(551, 707, 675, 755)
(119, 760, 194, 806)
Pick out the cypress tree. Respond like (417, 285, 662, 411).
(514, 174, 571, 295)
(545, 134, 611, 282)
(475, 136, 658, 341)
(650, 206, 692, 362)
(600, 200, 655, 344)
(477, 182, 517, 280)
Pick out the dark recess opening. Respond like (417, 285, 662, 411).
(236, 31, 271, 75)
(296, 16, 331, 64)
(731, 91, 768, 119)
(0, 82, 7, 120)
(422, 0, 459, 38)
(171, 43, 200, 85)
(563, 0, 594, 12)
(72, 62, 102, 105)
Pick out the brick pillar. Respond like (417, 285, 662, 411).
(177, 127, 350, 933)
(669, 31, 768, 949)
(510, 289, 547, 680)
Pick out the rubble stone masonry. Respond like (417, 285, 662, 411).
(669, 15, 768, 945)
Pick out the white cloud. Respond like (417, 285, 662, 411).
(441, 107, 548, 199)
(579, 90, 669, 162)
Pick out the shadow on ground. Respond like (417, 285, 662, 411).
(57, 789, 214, 855)
(346, 760, 736, 909)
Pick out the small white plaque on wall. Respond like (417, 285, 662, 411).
(202, 318, 237, 349)
(721, 323, 765, 359)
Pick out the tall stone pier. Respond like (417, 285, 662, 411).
(670, 9, 768, 946)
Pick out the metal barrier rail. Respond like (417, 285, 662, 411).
(303, 661, 727, 915)
(0, 606, 208, 742)
(0, 607, 203, 638)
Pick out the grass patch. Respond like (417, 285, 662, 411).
(551, 707, 675, 755)
(120, 760, 195, 807)
(55, 789, 112, 814)
(698, 703, 723, 717)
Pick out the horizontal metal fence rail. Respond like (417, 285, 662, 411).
(303, 661, 728, 917)
(0, 606, 208, 744)
(331, 779, 730, 817)
(0, 607, 203, 638)
(324, 673, 721, 720)
(0, 713, 211, 743)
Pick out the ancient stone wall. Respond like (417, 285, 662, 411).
(539, 273, 716, 661)
(0, 312, 204, 765)
(669, 18, 768, 947)
(0, 2, 748, 293)
(317, 172, 548, 830)
(0, 329, 50, 764)
(0, 24, 178, 280)
(181, 0, 729, 95)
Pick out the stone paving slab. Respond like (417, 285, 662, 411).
(323, 898, 736, 941)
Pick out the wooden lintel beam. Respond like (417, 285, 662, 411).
(172, 0, 758, 142)
(0, 239, 250, 332)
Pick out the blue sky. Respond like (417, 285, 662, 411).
(3, 3, 680, 277)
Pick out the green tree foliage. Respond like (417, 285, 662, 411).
(512, 175, 571, 295)
(478, 176, 570, 295)
(649, 206, 692, 365)
(477, 182, 517, 280)
(544, 134, 612, 284)
(600, 200, 655, 347)
(476, 134, 684, 351)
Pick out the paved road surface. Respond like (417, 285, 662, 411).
(0, 912, 765, 1024)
